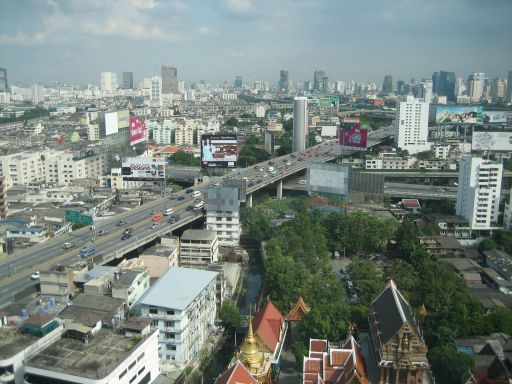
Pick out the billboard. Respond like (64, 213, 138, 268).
(264, 132, 274, 155)
(472, 132, 512, 151)
(201, 135, 237, 168)
(483, 111, 507, 124)
(320, 126, 338, 137)
(435, 105, 483, 124)
(117, 110, 129, 129)
(105, 112, 118, 135)
(129, 116, 147, 145)
(308, 95, 340, 107)
(339, 118, 368, 150)
(121, 157, 166, 180)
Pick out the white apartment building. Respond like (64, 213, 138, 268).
(205, 187, 241, 246)
(150, 76, 162, 106)
(503, 188, 512, 231)
(31, 83, 45, 104)
(468, 72, 485, 103)
(174, 118, 197, 146)
(433, 144, 451, 159)
(456, 155, 503, 230)
(24, 328, 159, 384)
(394, 95, 431, 154)
(140, 267, 218, 365)
(150, 119, 173, 145)
(100, 71, 118, 92)
(112, 269, 150, 309)
(0, 150, 107, 188)
(180, 229, 219, 265)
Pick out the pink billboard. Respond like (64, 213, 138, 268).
(129, 117, 146, 145)
(341, 124, 368, 149)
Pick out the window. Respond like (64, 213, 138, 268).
(129, 375, 137, 383)
(149, 308, 158, 314)
(137, 352, 145, 362)
(166, 310, 174, 315)
(129, 360, 136, 370)
(171, 346, 176, 350)
(138, 366, 146, 375)
(119, 369, 127, 379)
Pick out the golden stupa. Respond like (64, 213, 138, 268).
(239, 318, 265, 374)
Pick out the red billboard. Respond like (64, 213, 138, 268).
(129, 117, 146, 145)
(339, 121, 368, 150)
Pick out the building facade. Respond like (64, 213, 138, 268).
(394, 95, 430, 155)
(292, 97, 308, 153)
(122, 72, 134, 90)
(205, 187, 241, 246)
(161, 65, 178, 94)
(140, 267, 217, 364)
(180, 229, 219, 265)
(456, 155, 502, 230)
(100, 71, 118, 92)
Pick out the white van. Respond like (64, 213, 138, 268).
(267, 166, 274, 172)
(192, 190, 201, 198)
(163, 208, 174, 216)
(193, 201, 204, 210)
(298, 179, 307, 185)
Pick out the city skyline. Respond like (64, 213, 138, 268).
(0, 0, 511, 85)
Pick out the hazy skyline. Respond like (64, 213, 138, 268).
(1, 0, 511, 86)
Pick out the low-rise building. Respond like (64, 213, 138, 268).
(483, 249, 512, 281)
(140, 237, 179, 278)
(112, 269, 150, 309)
(140, 267, 218, 365)
(180, 229, 219, 265)
(6, 226, 46, 245)
(419, 236, 464, 258)
(24, 327, 159, 384)
(424, 213, 471, 239)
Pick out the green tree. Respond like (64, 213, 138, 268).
(218, 301, 242, 330)
(416, 150, 436, 160)
(478, 238, 496, 252)
(484, 307, 512, 334)
(428, 345, 475, 384)
(282, 118, 293, 132)
(224, 117, 239, 127)
(240, 207, 271, 242)
(169, 150, 199, 166)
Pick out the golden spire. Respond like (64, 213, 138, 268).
(240, 317, 264, 373)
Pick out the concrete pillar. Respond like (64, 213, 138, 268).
(385, 368, 390, 384)
(277, 180, 283, 199)
(394, 368, 400, 384)
(406, 369, 412, 384)
(247, 193, 253, 208)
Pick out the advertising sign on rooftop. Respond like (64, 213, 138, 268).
(435, 105, 483, 124)
(482, 111, 507, 124)
(472, 132, 512, 152)
(129, 117, 147, 145)
(121, 157, 165, 180)
(105, 112, 118, 136)
(201, 135, 237, 168)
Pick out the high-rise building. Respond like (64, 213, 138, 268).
(456, 155, 502, 230)
(304, 81, 312, 92)
(396, 79, 406, 95)
(292, 97, 308, 152)
(321, 76, 329, 94)
(313, 70, 325, 92)
(490, 77, 506, 102)
(468, 72, 485, 103)
(150, 76, 162, 105)
(161, 64, 178, 94)
(205, 187, 241, 246)
(417, 80, 432, 104)
(506, 71, 512, 103)
(122, 71, 133, 89)
(234, 75, 243, 89)
(100, 71, 118, 91)
(394, 95, 430, 154)
(433, 71, 456, 102)
(335, 81, 345, 94)
(32, 83, 45, 105)
(382, 75, 393, 94)
(454, 77, 466, 98)
(279, 70, 289, 92)
(0, 67, 7, 92)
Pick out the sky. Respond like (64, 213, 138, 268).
(1, 0, 511, 86)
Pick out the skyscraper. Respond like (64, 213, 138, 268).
(490, 77, 506, 102)
(234, 75, 243, 89)
(0, 68, 7, 92)
(313, 70, 325, 92)
(32, 83, 45, 104)
(456, 155, 502, 230)
(506, 71, 512, 103)
(292, 97, 308, 152)
(468, 72, 485, 103)
(382, 75, 393, 94)
(150, 76, 162, 105)
(321, 77, 329, 94)
(433, 71, 456, 102)
(279, 70, 289, 92)
(161, 65, 178, 94)
(394, 95, 430, 154)
(122, 72, 133, 89)
(417, 80, 433, 104)
(100, 72, 118, 92)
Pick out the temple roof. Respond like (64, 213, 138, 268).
(216, 360, 258, 384)
(252, 300, 285, 352)
(287, 296, 311, 322)
(371, 279, 420, 344)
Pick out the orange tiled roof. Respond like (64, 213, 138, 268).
(252, 300, 285, 352)
(287, 296, 311, 321)
(216, 360, 258, 384)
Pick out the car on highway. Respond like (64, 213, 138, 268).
(152, 213, 162, 221)
(31, 271, 40, 280)
(117, 220, 128, 226)
(123, 227, 134, 235)
(80, 246, 96, 258)
(193, 201, 204, 210)
(121, 232, 132, 240)
(186, 188, 194, 193)
(151, 209, 157, 215)
(164, 208, 174, 216)
(168, 215, 179, 224)
(177, 195, 185, 201)
(186, 205, 194, 211)
(192, 190, 201, 198)
(152, 222, 160, 229)
(98, 229, 109, 236)
(291, 154, 296, 158)
(285, 160, 292, 166)
(63, 242, 75, 249)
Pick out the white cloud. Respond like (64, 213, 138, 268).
(197, 26, 219, 36)
(219, 0, 254, 14)
(229, 51, 245, 58)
